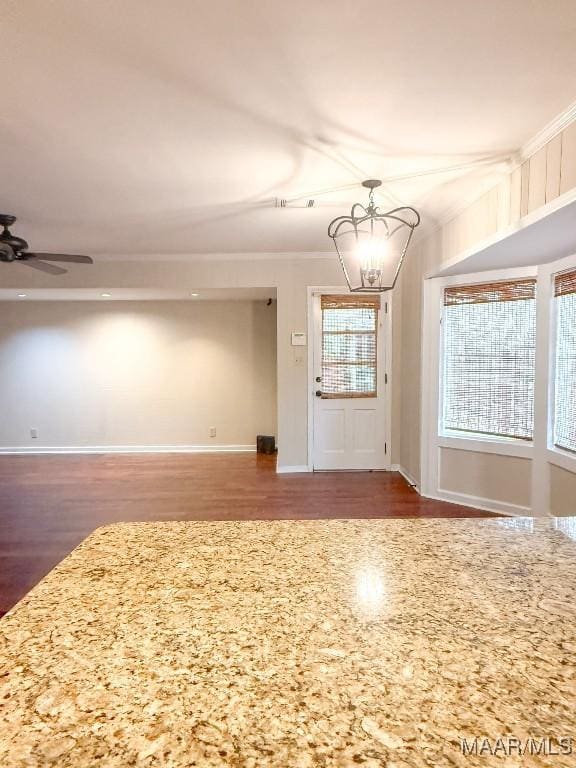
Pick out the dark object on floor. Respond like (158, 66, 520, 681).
(256, 435, 276, 454)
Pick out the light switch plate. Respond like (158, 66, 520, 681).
(291, 332, 307, 346)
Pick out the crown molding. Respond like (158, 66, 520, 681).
(93, 250, 334, 263)
(520, 98, 576, 160)
(412, 98, 576, 254)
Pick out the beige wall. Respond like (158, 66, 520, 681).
(0, 300, 277, 449)
(1, 256, 405, 469)
(550, 464, 576, 516)
(439, 449, 532, 508)
(398, 242, 423, 483)
(397, 230, 443, 484)
(0, 256, 348, 467)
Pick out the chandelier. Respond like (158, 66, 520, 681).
(328, 180, 420, 292)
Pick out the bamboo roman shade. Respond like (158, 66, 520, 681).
(554, 269, 576, 453)
(321, 294, 380, 398)
(444, 278, 536, 306)
(554, 268, 576, 298)
(442, 279, 537, 440)
(320, 295, 381, 310)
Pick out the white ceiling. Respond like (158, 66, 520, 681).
(2, 0, 576, 257)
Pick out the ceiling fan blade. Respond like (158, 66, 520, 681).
(21, 259, 68, 276)
(26, 252, 93, 264)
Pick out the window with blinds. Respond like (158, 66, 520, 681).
(321, 294, 380, 398)
(554, 269, 576, 453)
(442, 279, 536, 440)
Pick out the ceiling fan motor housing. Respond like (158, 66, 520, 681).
(0, 213, 93, 273)
(0, 214, 17, 228)
(0, 215, 29, 255)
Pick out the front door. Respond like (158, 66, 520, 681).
(312, 292, 388, 470)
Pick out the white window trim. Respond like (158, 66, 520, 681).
(437, 434, 534, 457)
(541, 252, 576, 475)
(421, 266, 538, 501)
(548, 446, 576, 473)
(438, 266, 538, 447)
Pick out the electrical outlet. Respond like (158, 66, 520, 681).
(209, 427, 217, 438)
(30, 428, 38, 439)
(294, 350, 305, 366)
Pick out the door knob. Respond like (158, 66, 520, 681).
(315, 390, 322, 397)
(315, 376, 321, 383)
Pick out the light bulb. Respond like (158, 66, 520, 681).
(356, 238, 382, 271)
(356, 238, 390, 286)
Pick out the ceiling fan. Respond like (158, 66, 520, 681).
(0, 214, 93, 275)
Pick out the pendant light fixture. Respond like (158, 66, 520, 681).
(328, 180, 420, 292)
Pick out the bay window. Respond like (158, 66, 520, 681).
(442, 279, 537, 441)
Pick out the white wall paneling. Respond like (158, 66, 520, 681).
(545, 134, 562, 203)
(560, 120, 576, 195)
(528, 147, 547, 213)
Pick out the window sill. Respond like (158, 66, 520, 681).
(438, 432, 534, 458)
(547, 446, 576, 475)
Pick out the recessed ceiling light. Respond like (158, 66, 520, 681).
(190, 293, 199, 297)
(100, 293, 112, 298)
(17, 293, 27, 298)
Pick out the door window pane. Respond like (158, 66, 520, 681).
(321, 295, 379, 398)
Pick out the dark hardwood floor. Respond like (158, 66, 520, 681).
(0, 453, 497, 615)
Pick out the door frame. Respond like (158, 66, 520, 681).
(306, 286, 393, 472)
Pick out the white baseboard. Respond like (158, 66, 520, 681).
(276, 464, 311, 474)
(432, 488, 531, 517)
(390, 464, 526, 516)
(391, 464, 420, 492)
(0, 444, 256, 456)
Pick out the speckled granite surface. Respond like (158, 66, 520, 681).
(1, 518, 576, 767)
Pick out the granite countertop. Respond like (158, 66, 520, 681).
(1, 518, 576, 767)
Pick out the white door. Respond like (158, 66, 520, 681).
(312, 293, 388, 470)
